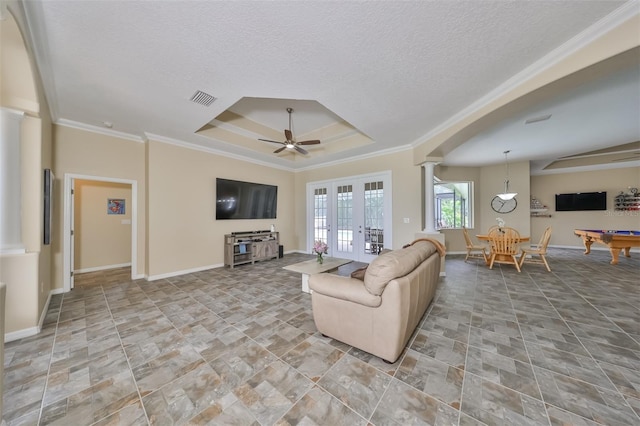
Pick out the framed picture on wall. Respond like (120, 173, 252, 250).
(44, 169, 54, 244)
(107, 198, 125, 215)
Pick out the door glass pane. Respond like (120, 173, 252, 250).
(364, 181, 384, 254)
(336, 185, 353, 252)
(313, 188, 328, 244)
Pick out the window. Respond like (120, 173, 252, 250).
(364, 181, 384, 254)
(435, 180, 472, 229)
(313, 187, 328, 244)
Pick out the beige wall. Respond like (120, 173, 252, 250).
(145, 139, 296, 278)
(434, 161, 531, 253)
(0, 253, 39, 332)
(74, 180, 132, 271)
(531, 167, 640, 247)
(294, 152, 626, 256)
(294, 149, 422, 251)
(479, 161, 531, 237)
(437, 165, 639, 253)
(53, 125, 146, 288)
(1, 5, 53, 336)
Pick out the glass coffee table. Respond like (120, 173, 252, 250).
(283, 257, 353, 293)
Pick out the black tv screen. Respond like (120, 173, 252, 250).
(216, 178, 277, 220)
(555, 192, 606, 211)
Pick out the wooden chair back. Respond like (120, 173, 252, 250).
(488, 227, 521, 255)
(487, 225, 500, 234)
(462, 227, 474, 248)
(519, 227, 553, 271)
(462, 227, 487, 263)
(537, 227, 552, 253)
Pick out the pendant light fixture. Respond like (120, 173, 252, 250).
(497, 150, 517, 200)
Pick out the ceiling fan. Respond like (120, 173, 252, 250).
(259, 107, 321, 155)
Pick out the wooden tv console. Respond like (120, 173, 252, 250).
(224, 231, 280, 268)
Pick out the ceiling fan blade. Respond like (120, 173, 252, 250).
(284, 129, 293, 142)
(294, 145, 308, 155)
(258, 138, 285, 145)
(273, 146, 286, 154)
(297, 140, 321, 145)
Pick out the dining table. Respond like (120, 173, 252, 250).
(476, 233, 530, 265)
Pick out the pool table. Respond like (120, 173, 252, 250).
(574, 229, 640, 265)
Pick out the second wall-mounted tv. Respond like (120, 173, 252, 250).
(216, 178, 277, 220)
(555, 191, 606, 211)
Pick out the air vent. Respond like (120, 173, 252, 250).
(190, 90, 216, 107)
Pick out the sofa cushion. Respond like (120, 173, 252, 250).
(309, 274, 382, 307)
(364, 240, 437, 296)
(350, 266, 368, 281)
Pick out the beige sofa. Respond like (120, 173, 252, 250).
(309, 239, 444, 363)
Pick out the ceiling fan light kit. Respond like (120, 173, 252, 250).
(258, 108, 321, 155)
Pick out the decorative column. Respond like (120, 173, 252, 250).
(417, 157, 445, 276)
(420, 158, 442, 233)
(0, 108, 25, 253)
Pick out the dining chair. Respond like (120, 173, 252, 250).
(487, 226, 522, 272)
(462, 227, 487, 263)
(487, 225, 500, 234)
(519, 227, 552, 271)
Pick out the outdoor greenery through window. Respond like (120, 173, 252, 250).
(435, 181, 472, 229)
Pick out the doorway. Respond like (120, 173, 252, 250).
(63, 174, 138, 292)
(307, 171, 392, 263)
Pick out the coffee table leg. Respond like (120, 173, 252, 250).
(301, 273, 311, 293)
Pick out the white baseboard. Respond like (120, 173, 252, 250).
(146, 263, 224, 281)
(145, 250, 312, 281)
(5, 326, 39, 343)
(5, 287, 64, 343)
(74, 263, 132, 274)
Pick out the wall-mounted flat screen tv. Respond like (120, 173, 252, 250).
(216, 178, 277, 219)
(555, 191, 606, 211)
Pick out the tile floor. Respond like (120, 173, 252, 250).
(3, 248, 639, 425)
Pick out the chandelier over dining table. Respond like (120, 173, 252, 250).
(497, 150, 517, 201)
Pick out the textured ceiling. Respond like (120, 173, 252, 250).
(20, 0, 639, 172)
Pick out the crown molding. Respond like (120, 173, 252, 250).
(145, 133, 294, 172)
(411, 1, 640, 149)
(56, 119, 146, 143)
(532, 160, 640, 176)
(294, 143, 413, 173)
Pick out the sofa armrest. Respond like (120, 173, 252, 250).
(309, 274, 382, 308)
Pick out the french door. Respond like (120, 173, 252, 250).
(307, 172, 391, 263)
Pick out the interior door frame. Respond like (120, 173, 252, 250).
(306, 171, 392, 263)
(63, 173, 139, 292)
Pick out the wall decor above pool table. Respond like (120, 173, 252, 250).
(574, 229, 640, 265)
(614, 188, 640, 211)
